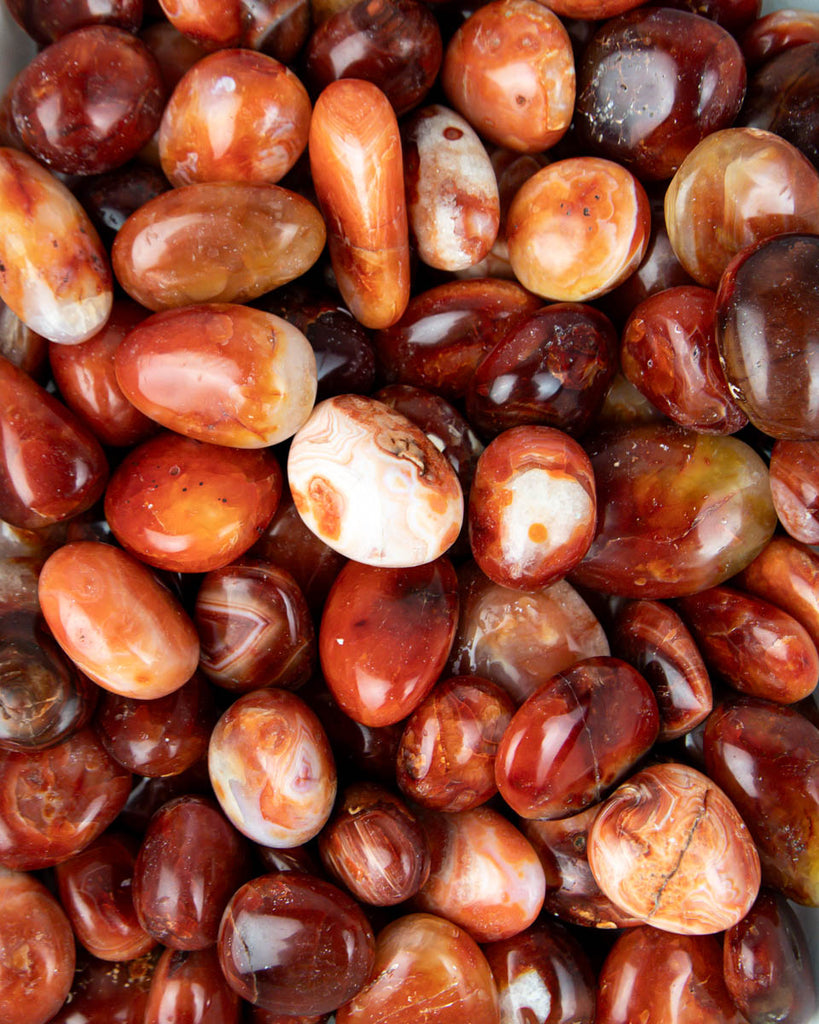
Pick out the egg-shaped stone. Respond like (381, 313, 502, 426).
(287, 394, 464, 567)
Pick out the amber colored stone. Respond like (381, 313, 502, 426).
(0, 725, 131, 870)
(96, 671, 215, 777)
(6, 0, 143, 43)
(507, 157, 651, 303)
(335, 912, 500, 1024)
(47, 948, 160, 1024)
(466, 302, 618, 441)
(140, 19, 208, 92)
(318, 782, 430, 905)
(413, 805, 546, 942)
(0, 869, 76, 1024)
(441, 0, 574, 153)
(402, 104, 499, 272)
(620, 285, 747, 434)
(143, 946, 241, 1024)
(770, 440, 819, 544)
(208, 687, 337, 848)
(0, 147, 112, 345)
(156, 0, 308, 55)
(38, 540, 200, 699)
(374, 277, 541, 401)
(319, 557, 459, 726)
(114, 303, 317, 448)
(396, 674, 514, 812)
(0, 610, 98, 751)
(704, 696, 819, 905)
(159, 48, 311, 186)
(448, 561, 610, 704)
(522, 808, 643, 929)
(468, 426, 596, 592)
(482, 921, 596, 1024)
(716, 233, 819, 440)
(675, 585, 819, 704)
(0, 356, 108, 529)
(588, 762, 761, 933)
(48, 300, 158, 448)
(596, 927, 748, 1024)
(570, 423, 777, 599)
(309, 80, 410, 329)
(73, 162, 171, 249)
(218, 872, 375, 1016)
(665, 127, 819, 288)
(133, 795, 251, 950)
(111, 181, 326, 311)
(737, 536, 819, 652)
(610, 599, 712, 741)
(496, 656, 659, 820)
(104, 431, 283, 574)
(0, 298, 48, 380)
(304, 0, 442, 116)
(11, 26, 164, 176)
(724, 889, 818, 1024)
(575, 9, 746, 182)
(54, 831, 155, 962)
(742, 8, 819, 67)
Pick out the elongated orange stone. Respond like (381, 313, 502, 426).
(309, 79, 410, 330)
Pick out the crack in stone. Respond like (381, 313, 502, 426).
(649, 788, 708, 919)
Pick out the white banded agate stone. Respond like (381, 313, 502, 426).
(287, 394, 464, 568)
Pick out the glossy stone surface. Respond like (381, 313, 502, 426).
(442, 0, 574, 153)
(6, 0, 143, 43)
(156, 0, 308, 53)
(48, 300, 159, 448)
(588, 762, 761, 933)
(0, 297, 48, 380)
(621, 285, 747, 434)
(743, 8, 819, 66)
(335, 912, 500, 1024)
(465, 302, 618, 440)
(308, 80, 409, 329)
(144, 946, 241, 1024)
(111, 181, 326, 311)
(218, 872, 375, 1015)
(374, 278, 540, 401)
(47, 949, 160, 1024)
(482, 921, 596, 1024)
(104, 432, 282, 573)
(114, 303, 317, 447)
(318, 782, 430, 905)
(11, 26, 164, 175)
(54, 831, 155, 962)
(675, 585, 819, 704)
(396, 674, 514, 812)
(0, 147, 112, 345)
(95, 671, 215, 776)
(596, 927, 748, 1024)
(38, 540, 200, 699)
(133, 795, 250, 950)
(570, 423, 777, 598)
(523, 807, 643, 928)
(468, 425, 596, 592)
(716, 232, 819, 439)
(610, 598, 712, 740)
(0, 868, 75, 1024)
(304, 0, 442, 116)
(208, 687, 336, 847)
(738, 536, 819, 651)
(195, 559, 315, 692)
(496, 656, 659, 819)
(704, 696, 819, 905)
(0, 611, 98, 750)
(0, 725, 131, 870)
(73, 161, 171, 249)
(448, 562, 610, 704)
(402, 104, 499, 271)
(159, 48, 311, 186)
(664, 127, 819, 288)
(288, 395, 463, 568)
(414, 805, 546, 942)
(723, 889, 818, 1024)
(575, 8, 746, 181)
(770, 440, 819, 544)
(319, 556, 459, 726)
(507, 157, 651, 302)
